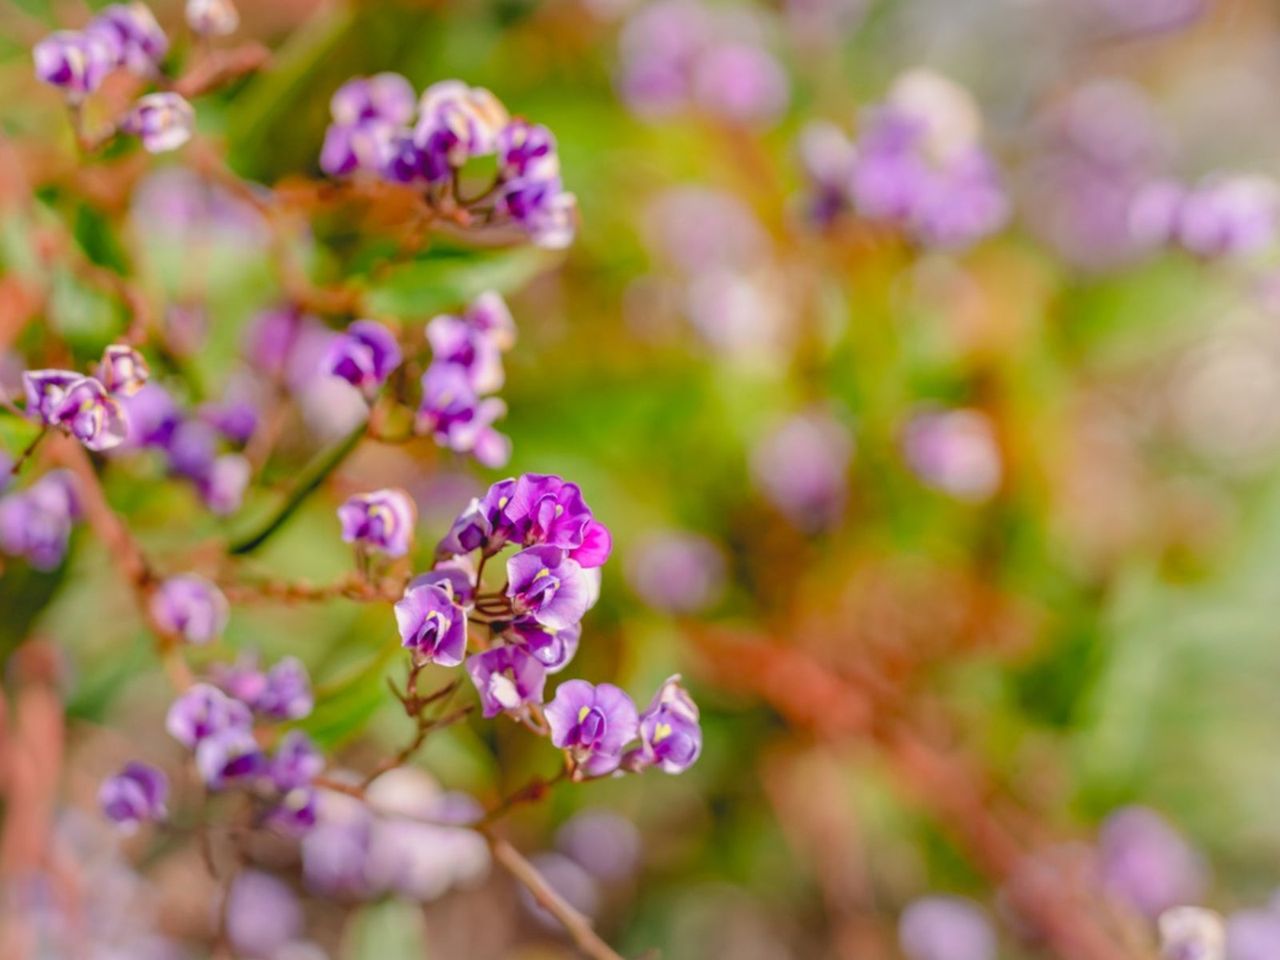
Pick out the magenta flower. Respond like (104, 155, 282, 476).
(509, 617, 580, 673)
(507, 546, 592, 630)
(496, 474, 612, 567)
(394, 578, 468, 666)
(99, 762, 168, 832)
(150, 574, 229, 645)
(86, 3, 169, 75)
(186, 0, 239, 37)
(632, 675, 701, 774)
(255, 657, 314, 721)
(465, 645, 547, 718)
(122, 93, 195, 154)
(98, 344, 150, 397)
(323, 319, 402, 397)
(166, 682, 253, 748)
(338, 488, 416, 558)
(545, 680, 639, 777)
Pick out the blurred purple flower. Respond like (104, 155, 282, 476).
(33, 31, 114, 100)
(0, 469, 80, 570)
(98, 345, 150, 397)
(165, 682, 253, 748)
(902, 408, 1002, 502)
(332, 73, 416, 127)
(186, 0, 239, 37)
(556, 809, 643, 883)
(899, 896, 997, 960)
(338, 488, 416, 558)
(323, 319, 402, 398)
(272, 730, 324, 792)
(1098, 806, 1207, 919)
(1226, 909, 1280, 960)
(750, 410, 853, 532)
(225, 870, 303, 959)
(150, 574, 229, 645)
(625, 530, 725, 614)
(255, 657, 314, 721)
(23, 371, 128, 451)
(98, 762, 168, 833)
(196, 727, 268, 790)
(87, 3, 168, 75)
(122, 93, 195, 154)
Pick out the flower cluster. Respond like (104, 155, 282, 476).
(0, 469, 80, 570)
(800, 69, 1009, 249)
(120, 383, 252, 515)
(33, 3, 194, 153)
(320, 75, 577, 248)
(418, 292, 517, 467)
(22, 345, 149, 453)
(377, 473, 701, 779)
(617, 0, 790, 127)
(164, 660, 320, 833)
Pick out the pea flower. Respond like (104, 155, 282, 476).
(196, 727, 268, 789)
(507, 546, 592, 631)
(509, 617, 580, 673)
(545, 680, 639, 777)
(98, 345, 150, 397)
(394, 577, 468, 666)
(323, 319, 402, 397)
(23, 371, 128, 451)
(186, 0, 239, 37)
(87, 3, 169, 75)
(150, 574, 229, 645)
(255, 657, 314, 721)
(338, 488, 416, 558)
(416, 362, 511, 467)
(413, 80, 509, 175)
(33, 31, 114, 100)
(332, 73, 417, 127)
(272, 730, 324, 792)
(465, 645, 547, 718)
(630, 675, 701, 774)
(426, 300, 513, 394)
(99, 762, 169, 832)
(0, 470, 80, 570)
(499, 474, 612, 567)
(122, 92, 195, 154)
(166, 682, 252, 748)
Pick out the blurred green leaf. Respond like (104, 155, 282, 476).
(300, 640, 401, 750)
(340, 899, 429, 960)
(360, 246, 554, 318)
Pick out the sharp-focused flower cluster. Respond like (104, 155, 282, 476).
(164, 661, 320, 833)
(121, 382, 253, 515)
(23, 344, 149, 453)
(418, 292, 517, 467)
(618, 0, 790, 127)
(0, 469, 80, 570)
(799, 69, 1009, 249)
(366, 473, 704, 779)
(320, 75, 577, 249)
(33, 3, 195, 153)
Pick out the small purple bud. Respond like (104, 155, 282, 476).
(265, 786, 319, 837)
(98, 344, 150, 397)
(33, 31, 113, 100)
(465, 645, 546, 718)
(196, 453, 250, 516)
(338, 488, 416, 558)
(98, 761, 168, 832)
(545, 680, 639, 777)
(322, 319, 402, 397)
(0, 470, 80, 571)
(122, 93, 195, 154)
(394, 579, 468, 667)
(87, 3, 169, 74)
(150, 574, 229, 645)
(166, 682, 253, 748)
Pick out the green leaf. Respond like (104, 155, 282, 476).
(341, 899, 429, 960)
(299, 640, 401, 750)
(360, 246, 554, 319)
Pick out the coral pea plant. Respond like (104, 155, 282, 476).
(2, 3, 698, 958)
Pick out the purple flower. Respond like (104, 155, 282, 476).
(465, 645, 547, 718)
(272, 730, 324, 792)
(494, 474, 612, 567)
(23, 372, 128, 452)
(414, 559, 477, 606)
(498, 120, 559, 180)
(32, 31, 114, 100)
(545, 680, 639, 777)
(150, 574, 229, 645)
(394, 578, 468, 666)
(265, 786, 319, 837)
(625, 531, 725, 614)
(122, 93, 195, 154)
(121, 383, 181, 448)
(632, 675, 701, 774)
(902, 408, 1002, 502)
(413, 80, 510, 171)
(799, 120, 857, 226)
(416, 362, 512, 466)
(1098, 806, 1206, 919)
(338, 488, 416, 558)
(211, 654, 269, 705)
(98, 345, 150, 397)
(87, 3, 169, 75)
(225, 870, 304, 959)
(437, 495, 497, 557)
(1225, 909, 1280, 960)
(196, 727, 268, 789)
(899, 896, 996, 960)
(509, 617, 580, 673)
(255, 657, 314, 721)
(331, 73, 417, 127)
(320, 120, 395, 178)
(465, 291, 517, 350)
(98, 762, 168, 832)
(323, 319, 402, 397)
(0, 470, 80, 571)
(690, 41, 789, 127)
(197, 453, 250, 516)
(507, 546, 592, 630)
(166, 682, 253, 748)
(1175, 175, 1279, 259)
(496, 176, 578, 250)
(186, 0, 240, 37)
(199, 399, 258, 445)
(750, 410, 853, 532)
(426, 312, 506, 394)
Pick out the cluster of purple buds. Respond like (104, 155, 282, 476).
(320, 75, 577, 249)
(99, 761, 169, 833)
(0, 469, 80, 570)
(339, 487, 417, 559)
(149, 574, 229, 645)
(1131, 174, 1280, 260)
(617, 0, 790, 127)
(322, 318, 402, 399)
(22, 344, 148, 452)
(120, 382, 253, 515)
(163, 662, 320, 832)
(803, 70, 1009, 249)
(417, 291, 517, 467)
(33, 2, 167, 101)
